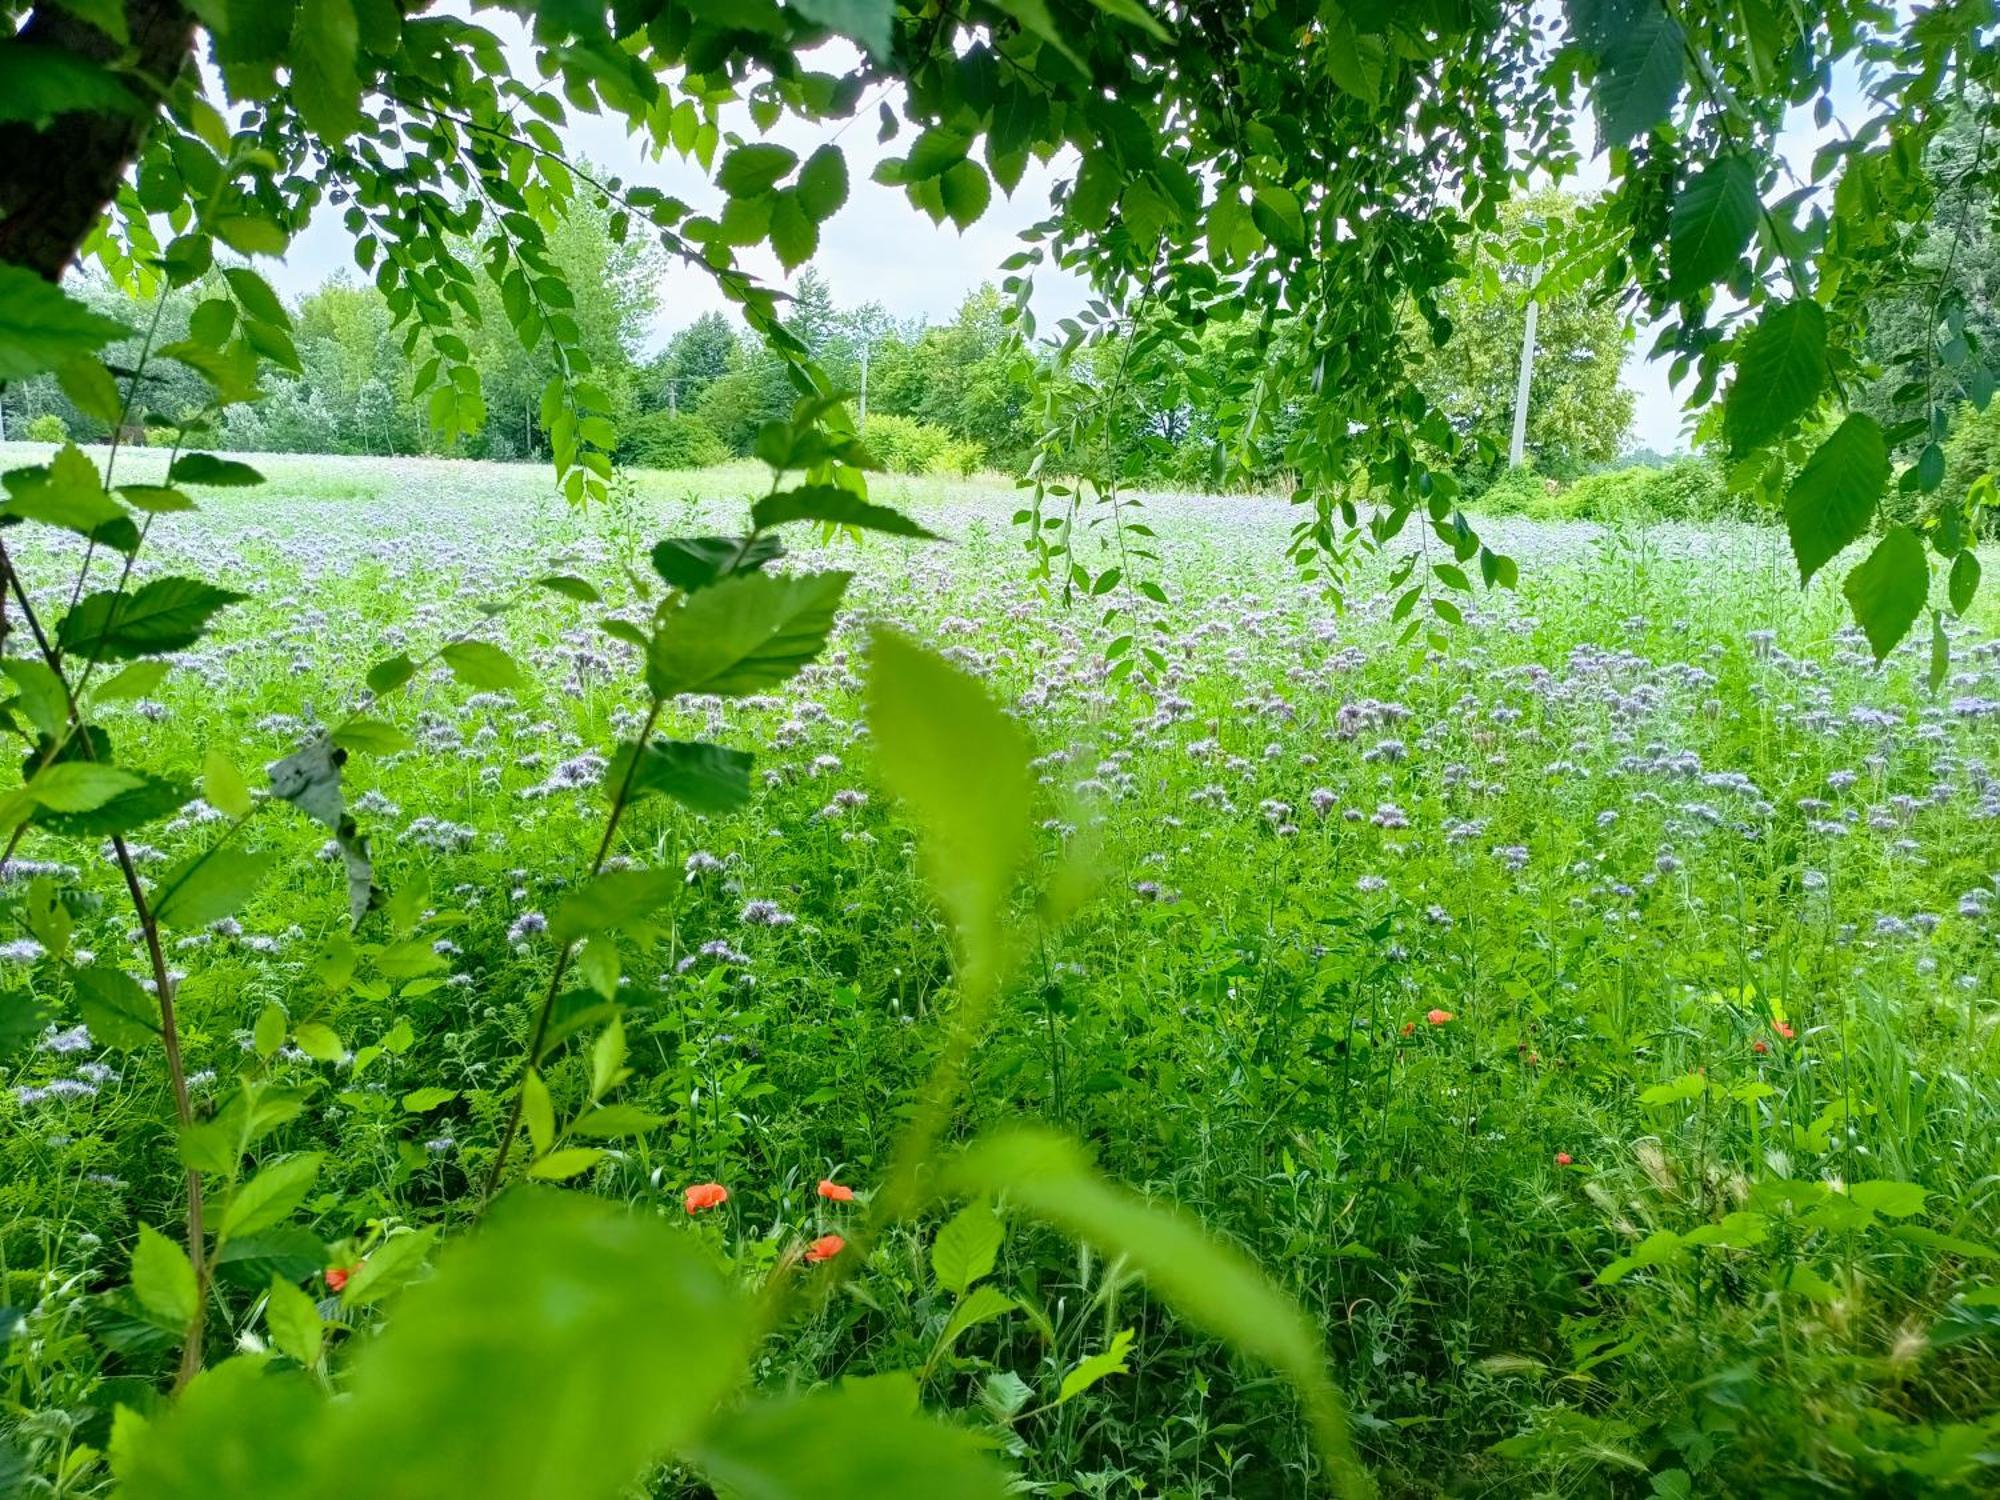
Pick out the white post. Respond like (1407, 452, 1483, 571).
(1508, 293, 1538, 469)
(858, 340, 870, 427)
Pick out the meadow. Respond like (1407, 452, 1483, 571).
(2, 444, 1998, 1497)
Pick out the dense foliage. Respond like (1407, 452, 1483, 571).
(1, 0, 1998, 1496)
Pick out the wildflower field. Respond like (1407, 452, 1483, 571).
(3, 444, 1998, 1497)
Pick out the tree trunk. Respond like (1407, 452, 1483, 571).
(0, 1, 194, 281)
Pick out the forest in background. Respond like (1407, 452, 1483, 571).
(6, 159, 2000, 531)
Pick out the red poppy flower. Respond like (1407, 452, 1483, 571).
(816, 1179, 855, 1202)
(1554, 1152, 1573, 1166)
(1426, 1008, 1453, 1026)
(804, 1233, 845, 1263)
(1752, 1039, 1769, 1055)
(684, 1182, 729, 1214)
(1400, 1021, 1415, 1037)
(1773, 1020, 1795, 1041)
(325, 1264, 354, 1292)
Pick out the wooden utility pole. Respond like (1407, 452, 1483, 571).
(1508, 293, 1538, 469)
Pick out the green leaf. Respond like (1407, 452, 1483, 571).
(0, 44, 140, 130)
(440, 640, 523, 691)
(606, 738, 753, 814)
(116, 1359, 322, 1495)
(796, 144, 851, 221)
(647, 569, 849, 699)
(152, 848, 277, 928)
(864, 629, 1033, 969)
(214, 214, 289, 257)
(522, 1068, 555, 1157)
(1848, 1180, 1929, 1219)
(751, 485, 940, 538)
(1059, 1327, 1136, 1403)
(221, 1154, 324, 1242)
(292, 0, 364, 142)
(649, 533, 784, 592)
(2, 442, 128, 539)
(534, 574, 600, 602)
(940, 159, 992, 230)
(169, 453, 265, 487)
(326, 1191, 753, 1495)
(73, 965, 161, 1050)
(549, 868, 679, 945)
(330, 717, 414, 755)
(691, 1373, 1009, 1500)
(204, 748, 255, 818)
(0, 265, 134, 380)
(118, 484, 197, 513)
(1948, 549, 1980, 615)
(717, 142, 798, 197)
(768, 189, 818, 271)
(1841, 525, 1929, 662)
(938, 1283, 1017, 1347)
(56, 355, 124, 425)
(527, 1147, 608, 1181)
(401, 1087, 458, 1112)
(1250, 185, 1306, 254)
(1723, 300, 1826, 457)
(1785, 413, 1888, 584)
(28, 760, 141, 813)
(59, 576, 248, 662)
(265, 1275, 325, 1367)
(223, 267, 292, 329)
(365, 653, 417, 697)
(1668, 154, 1758, 295)
(790, 0, 894, 59)
(569, 1103, 667, 1139)
(1584, 0, 1684, 146)
(254, 1002, 287, 1058)
(131, 1224, 197, 1328)
(293, 1021, 344, 1062)
(339, 1226, 437, 1309)
(932, 1201, 1002, 1295)
(939, 1127, 1366, 1496)
(2, 660, 65, 739)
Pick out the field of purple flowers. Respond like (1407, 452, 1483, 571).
(3, 445, 1997, 1495)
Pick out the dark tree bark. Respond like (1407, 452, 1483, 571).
(0, 1, 194, 281)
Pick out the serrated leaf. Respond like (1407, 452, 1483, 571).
(796, 144, 851, 221)
(790, 0, 894, 59)
(1948, 549, 1980, 615)
(717, 142, 797, 197)
(0, 266, 134, 380)
(292, 0, 364, 142)
(932, 1200, 1002, 1295)
(365, 653, 416, 697)
(293, 1021, 343, 1062)
(28, 760, 141, 812)
(649, 533, 784, 592)
(401, 1088, 458, 1112)
(647, 569, 849, 698)
(1583, 0, 1684, 146)
(265, 1275, 324, 1367)
(606, 739, 753, 814)
(440, 640, 522, 691)
(73, 965, 160, 1050)
(549, 869, 679, 945)
(1842, 525, 1929, 662)
(534, 574, 600, 602)
(1785, 413, 1888, 584)
(751, 484, 939, 538)
(1668, 154, 1758, 294)
(59, 576, 248, 662)
(131, 1224, 197, 1327)
(330, 717, 414, 755)
(569, 1103, 667, 1139)
(339, 1226, 436, 1308)
(1724, 300, 1826, 457)
(152, 848, 276, 927)
(1849, 1180, 1928, 1218)
(221, 1154, 324, 1242)
(1059, 1327, 1136, 1403)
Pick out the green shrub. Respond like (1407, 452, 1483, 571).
(25, 413, 66, 444)
(620, 410, 729, 470)
(1941, 398, 2000, 532)
(1468, 464, 1553, 515)
(861, 413, 983, 476)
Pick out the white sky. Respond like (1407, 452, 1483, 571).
(265, 15, 1875, 458)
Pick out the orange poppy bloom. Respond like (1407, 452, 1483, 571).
(804, 1233, 845, 1263)
(1773, 1020, 1796, 1041)
(816, 1179, 855, 1202)
(1752, 1039, 1769, 1055)
(684, 1182, 729, 1214)
(325, 1264, 354, 1292)
(1426, 1008, 1453, 1026)
(1554, 1152, 1573, 1166)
